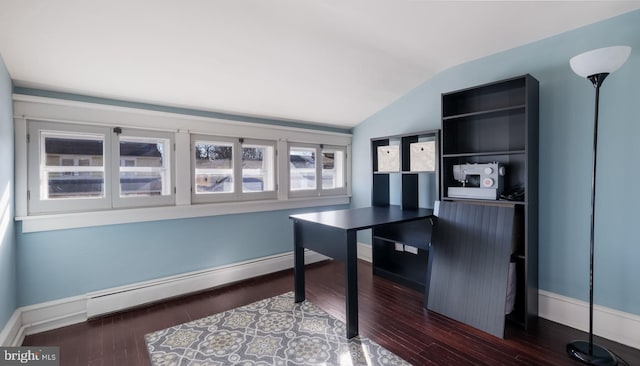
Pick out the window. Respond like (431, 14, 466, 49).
(27, 121, 174, 214)
(112, 130, 174, 208)
(44, 133, 105, 199)
(289, 144, 347, 197)
(16, 96, 352, 232)
(241, 141, 275, 194)
(322, 147, 345, 190)
(192, 135, 276, 203)
(289, 146, 316, 191)
(193, 137, 235, 199)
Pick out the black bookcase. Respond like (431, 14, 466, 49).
(370, 130, 440, 291)
(440, 75, 539, 329)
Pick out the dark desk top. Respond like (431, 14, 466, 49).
(290, 205, 434, 231)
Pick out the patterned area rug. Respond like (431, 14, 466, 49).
(145, 292, 411, 365)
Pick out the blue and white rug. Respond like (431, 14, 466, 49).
(145, 291, 411, 365)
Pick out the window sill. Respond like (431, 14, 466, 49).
(16, 195, 351, 233)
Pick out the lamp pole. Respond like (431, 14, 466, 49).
(566, 44, 632, 365)
(587, 72, 606, 356)
(566, 71, 618, 366)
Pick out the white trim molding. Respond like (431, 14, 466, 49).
(539, 290, 640, 350)
(357, 242, 372, 263)
(0, 250, 328, 346)
(0, 296, 87, 347)
(18, 196, 350, 233)
(0, 310, 22, 347)
(86, 250, 328, 318)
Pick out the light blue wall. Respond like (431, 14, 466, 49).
(352, 10, 640, 316)
(17, 204, 346, 306)
(0, 54, 16, 328)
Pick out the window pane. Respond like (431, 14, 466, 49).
(242, 145, 274, 192)
(47, 172, 104, 198)
(322, 150, 344, 189)
(119, 137, 169, 197)
(120, 140, 164, 167)
(44, 137, 104, 167)
(290, 147, 316, 191)
(120, 171, 163, 196)
(194, 142, 234, 193)
(42, 134, 105, 199)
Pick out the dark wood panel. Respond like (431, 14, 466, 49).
(401, 174, 419, 210)
(428, 201, 515, 338)
(373, 217, 433, 249)
(22, 260, 640, 366)
(372, 174, 390, 206)
(293, 221, 348, 262)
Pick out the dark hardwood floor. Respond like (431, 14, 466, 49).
(23, 260, 639, 365)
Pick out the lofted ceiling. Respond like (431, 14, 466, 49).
(1, 1, 639, 129)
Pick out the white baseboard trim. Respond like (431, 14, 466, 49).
(86, 250, 328, 318)
(0, 295, 87, 347)
(20, 295, 88, 339)
(0, 310, 22, 346)
(0, 249, 328, 346)
(539, 290, 640, 350)
(357, 242, 372, 263)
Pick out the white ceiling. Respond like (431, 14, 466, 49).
(1, 1, 639, 129)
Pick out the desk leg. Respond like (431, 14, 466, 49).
(345, 230, 358, 338)
(293, 221, 305, 303)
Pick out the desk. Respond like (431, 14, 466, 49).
(290, 205, 434, 338)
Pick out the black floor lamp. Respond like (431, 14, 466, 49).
(567, 45, 631, 366)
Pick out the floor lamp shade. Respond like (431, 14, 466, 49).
(570, 46, 631, 78)
(566, 45, 631, 366)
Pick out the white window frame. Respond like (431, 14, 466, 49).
(288, 143, 347, 198)
(14, 94, 351, 233)
(320, 145, 348, 196)
(111, 128, 175, 209)
(27, 121, 175, 214)
(288, 143, 318, 196)
(28, 121, 112, 214)
(191, 135, 237, 203)
(239, 138, 277, 201)
(192, 135, 277, 203)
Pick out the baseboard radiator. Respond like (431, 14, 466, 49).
(87, 250, 328, 318)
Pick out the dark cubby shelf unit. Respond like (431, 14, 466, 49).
(440, 74, 539, 331)
(371, 130, 440, 290)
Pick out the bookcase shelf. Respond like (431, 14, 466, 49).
(370, 130, 439, 290)
(440, 74, 539, 331)
(442, 104, 526, 121)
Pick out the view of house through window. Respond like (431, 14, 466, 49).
(322, 148, 345, 190)
(242, 143, 275, 193)
(289, 147, 316, 191)
(41, 132, 105, 199)
(194, 141, 234, 194)
(28, 120, 347, 216)
(289, 144, 346, 196)
(118, 136, 171, 197)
